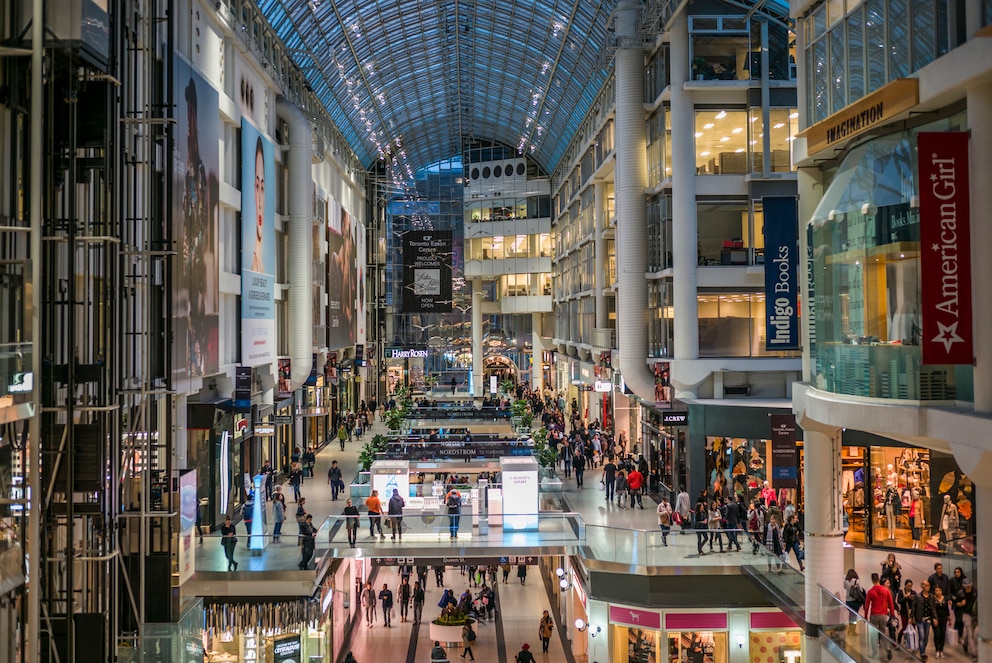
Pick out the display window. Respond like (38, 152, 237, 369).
(666, 631, 727, 663)
(748, 631, 801, 663)
(842, 442, 975, 554)
(612, 626, 661, 663)
(705, 437, 800, 509)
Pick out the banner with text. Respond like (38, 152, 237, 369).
(327, 200, 358, 349)
(240, 119, 276, 366)
(402, 231, 453, 313)
(762, 196, 800, 350)
(918, 132, 973, 365)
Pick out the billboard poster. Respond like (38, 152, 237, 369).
(241, 119, 276, 366)
(177, 470, 197, 584)
(762, 196, 800, 350)
(917, 132, 973, 365)
(355, 217, 367, 344)
(653, 361, 672, 410)
(327, 201, 357, 349)
(173, 60, 220, 379)
(402, 230, 453, 313)
(769, 414, 798, 488)
(277, 358, 292, 397)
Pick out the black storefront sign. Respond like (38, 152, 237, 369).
(272, 635, 301, 663)
(769, 413, 798, 488)
(355, 343, 364, 366)
(401, 230, 453, 313)
(274, 414, 292, 425)
(374, 555, 539, 567)
(662, 412, 689, 426)
(234, 366, 252, 410)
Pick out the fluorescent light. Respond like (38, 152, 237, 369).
(735, 148, 744, 153)
(715, 111, 727, 119)
(732, 127, 743, 134)
(700, 151, 710, 156)
(720, 136, 730, 142)
(704, 123, 715, 129)
(774, 123, 785, 129)
(695, 132, 703, 138)
(789, 112, 799, 119)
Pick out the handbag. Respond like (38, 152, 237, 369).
(673, 511, 683, 526)
(383, 517, 391, 528)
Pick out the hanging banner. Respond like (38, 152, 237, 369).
(769, 414, 798, 488)
(402, 230, 453, 312)
(177, 470, 197, 585)
(917, 132, 973, 365)
(762, 196, 800, 350)
(240, 119, 276, 366)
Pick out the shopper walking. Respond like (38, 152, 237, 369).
(912, 580, 935, 658)
(435, 565, 445, 587)
(707, 501, 724, 552)
(694, 503, 709, 555)
(343, 498, 360, 547)
(615, 470, 629, 509)
(366, 490, 384, 538)
(656, 497, 673, 546)
(517, 564, 528, 585)
(362, 581, 377, 627)
(272, 492, 285, 543)
(627, 465, 644, 508)
(413, 580, 425, 624)
(864, 572, 896, 660)
(932, 585, 952, 658)
(220, 516, 238, 571)
(782, 514, 804, 570)
(431, 641, 448, 663)
(298, 514, 317, 569)
(501, 562, 511, 584)
(602, 458, 617, 501)
(539, 610, 554, 653)
(379, 583, 394, 627)
(398, 577, 411, 622)
(573, 452, 586, 488)
(327, 460, 344, 501)
(747, 501, 765, 554)
(460, 621, 476, 660)
(445, 487, 463, 539)
(844, 569, 866, 626)
(388, 488, 405, 540)
(289, 464, 303, 502)
(514, 643, 535, 663)
(243, 492, 255, 536)
(954, 578, 977, 661)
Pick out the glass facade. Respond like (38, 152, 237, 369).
(809, 125, 973, 401)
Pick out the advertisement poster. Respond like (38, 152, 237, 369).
(241, 119, 276, 366)
(173, 59, 220, 379)
(355, 217, 367, 345)
(402, 230, 453, 313)
(917, 132, 973, 365)
(327, 201, 357, 349)
(762, 196, 800, 350)
(769, 414, 798, 488)
(653, 361, 672, 410)
(177, 470, 197, 585)
(272, 634, 301, 663)
(277, 358, 292, 397)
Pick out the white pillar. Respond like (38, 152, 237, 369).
(594, 181, 608, 330)
(471, 279, 484, 401)
(801, 426, 845, 625)
(532, 312, 544, 392)
(669, 12, 700, 370)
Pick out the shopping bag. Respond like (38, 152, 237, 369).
(946, 626, 958, 647)
(902, 625, 919, 651)
(598, 481, 606, 492)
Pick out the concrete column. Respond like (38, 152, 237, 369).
(801, 426, 845, 625)
(669, 12, 700, 368)
(594, 181, 608, 330)
(532, 312, 544, 392)
(472, 278, 484, 401)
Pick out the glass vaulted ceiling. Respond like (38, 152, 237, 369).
(257, 0, 614, 174)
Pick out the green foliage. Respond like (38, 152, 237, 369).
(531, 427, 557, 468)
(499, 379, 515, 396)
(358, 434, 390, 471)
(384, 407, 406, 432)
(511, 399, 534, 429)
(432, 604, 473, 626)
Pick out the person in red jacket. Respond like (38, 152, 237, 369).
(864, 572, 896, 659)
(627, 468, 644, 508)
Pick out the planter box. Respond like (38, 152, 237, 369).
(429, 620, 473, 645)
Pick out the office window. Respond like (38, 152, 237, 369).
(694, 110, 747, 174)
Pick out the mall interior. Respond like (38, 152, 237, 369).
(0, 0, 990, 662)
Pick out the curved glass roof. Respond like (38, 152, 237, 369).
(257, 0, 616, 174)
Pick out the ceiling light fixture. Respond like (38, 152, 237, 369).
(715, 110, 727, 119)
(704, 123, 715, 129)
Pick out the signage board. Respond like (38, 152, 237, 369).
(769, 413, 798, 488)
(380, 443, 533, 461)
(401, 230, 453, 312)
(355, 343, 364, 366)
(593, 380, 612, 393)
(234, 366, 252, 410)
(240, 119, 276, 366)
(271, 634, 301, 663)
(385, 347, 429, 360)
(253, 423, 275, 436)
(373, 556, 538, 566)
(917, 132, 973, 365)
(763, 196, 800, 350)
(662, 412, 689, 426)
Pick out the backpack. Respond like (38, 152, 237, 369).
(446, 492, 461, 509)
(748, 510, 759, 531)
(466, 627, 477, 642)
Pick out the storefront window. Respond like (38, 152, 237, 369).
(614, 626, 661, 663)
(810, 127, 973, 401)
(843, 440, 976, 553)
(706, 437, 801, 509)
(748, 631, 802, 663)
(667, 631, 728, 663)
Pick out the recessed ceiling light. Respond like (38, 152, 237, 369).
(732, 127, 743, 134)
(695, 132, 703, 138)
(735, 148, 744, 153)
(715, 111, 727, 119)
(774, 123, 785, 129)
(700, 151, 710, 156)
(720, 136, 730, 142)
(789, 112, 799, 119)
(704, 123, 715, 129)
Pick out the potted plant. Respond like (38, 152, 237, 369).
(531, 427, 558, 469)
(498, 378, 516, 398)
(429, 605, 475, 644)
(424, 375, 438, 395)
(358, 434, 390, 471)
(692, 56, 710, 80)
(511, 399, 534, 431)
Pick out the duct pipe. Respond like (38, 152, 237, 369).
(614, 0, 656, 403)
(27, 0, 42, 659)
(277, 98, 314, 389)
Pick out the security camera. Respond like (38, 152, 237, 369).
(343, 599, 350, 609)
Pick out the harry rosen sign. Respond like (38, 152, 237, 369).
(917, 132, 974, 365)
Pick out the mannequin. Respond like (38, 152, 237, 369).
(760, 480, 776, 507)
(884, 482, 900, 540)
(939, 494, 959, 549)
(909, 488, 925, 549)
(886, 463, 899, 488)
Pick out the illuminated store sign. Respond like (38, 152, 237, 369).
(802, 78, 918, 155)
(762, 197, 800, 350)
(385, 347, 429, 359)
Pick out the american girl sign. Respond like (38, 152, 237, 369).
(918, 132, 973, 365)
